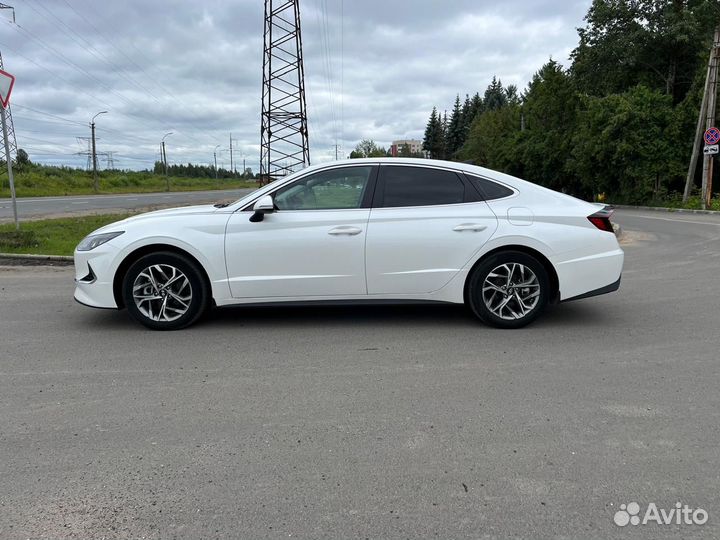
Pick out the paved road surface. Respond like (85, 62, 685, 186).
(0, 188, 256, 221)
(1, 209, 719, 539)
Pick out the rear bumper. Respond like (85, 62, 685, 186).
(554, 247, 624, 301)
(562, 275, 621, 302)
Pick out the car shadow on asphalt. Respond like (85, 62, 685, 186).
(208, 302, 475, 329)
(206, 300, 617, 330)
(74, 299, 617, 332)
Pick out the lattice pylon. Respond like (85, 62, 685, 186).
(0, 51, 17, 162)
(260, 0, 310, 182)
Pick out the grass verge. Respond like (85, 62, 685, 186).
(0, 168, 257, 198)
(0, 213, 133, 256)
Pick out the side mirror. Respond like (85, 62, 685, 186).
(249, 195, 275, 222)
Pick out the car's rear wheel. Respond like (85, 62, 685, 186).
(122, 252, 209, 330)
(467, 251, 549, 329)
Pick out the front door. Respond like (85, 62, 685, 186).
(225, 165, 376, 299)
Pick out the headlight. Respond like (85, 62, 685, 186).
(76, 231, 124, 252)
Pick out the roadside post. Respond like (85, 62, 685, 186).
(0, 67, 17, 230)
(702, 127, 719, 208)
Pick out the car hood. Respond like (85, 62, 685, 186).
(91, 204, 220, 234)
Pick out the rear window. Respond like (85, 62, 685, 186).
(466, 174, 514, 200)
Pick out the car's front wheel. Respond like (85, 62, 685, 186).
(122, 251, 210, 330)
(467, 251, 550, 329)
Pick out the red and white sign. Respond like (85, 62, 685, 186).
(0, 68, 15, 108)
(704, 126, 720, 146)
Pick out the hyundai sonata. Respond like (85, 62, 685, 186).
(74, 158, 623, 330)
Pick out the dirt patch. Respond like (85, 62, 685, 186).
(618, 230, 656, 245)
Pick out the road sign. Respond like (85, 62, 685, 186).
(704, 144, 719, 155)
(0, 68, 15, 109)
(704, 127, 720, 145)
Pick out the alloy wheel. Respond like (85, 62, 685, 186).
(482, 263, 540, 321)
(132, 263, 193, 322)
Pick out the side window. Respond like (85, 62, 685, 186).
(274, 166, 373, 210)
(378, 166, 465, 208)
(466, 174, 515, 200)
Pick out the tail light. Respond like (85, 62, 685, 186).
(588, 206, 615, 233)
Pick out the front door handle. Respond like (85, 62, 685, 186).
(328, 226, 363, 236)
(453, 223, 488, 232)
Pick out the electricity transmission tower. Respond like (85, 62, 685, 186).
(0, 3, 17, 163)
(261, 0, 310, 183)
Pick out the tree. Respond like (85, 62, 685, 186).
(571, 85, 680, 202)
(446, 95, 465, 156)
(571, 0, 717, 103)
(505, 84, 520, 106)
(460, 105, 521, 174)
(422, 107, 447, 159)
(517, 60, 580, 193)
(399, 143, 413, 157)
(484, 77, 508, 111)
(16, 148, 29, 166)
(349, 139, 387, 158)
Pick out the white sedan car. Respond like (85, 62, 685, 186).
(74, 158, 623, 330)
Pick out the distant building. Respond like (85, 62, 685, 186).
(390, 139, 424, 157)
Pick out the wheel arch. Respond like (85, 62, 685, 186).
(113, 243, 213, 309)
(464, 245, 560, 305)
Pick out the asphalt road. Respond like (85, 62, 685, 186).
(1, 209, 719, 539)
(0, 189, 255, 221)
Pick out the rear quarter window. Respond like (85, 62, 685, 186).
(466, 174, 515, 200)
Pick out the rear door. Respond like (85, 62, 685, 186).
(366, 164, 498, 295)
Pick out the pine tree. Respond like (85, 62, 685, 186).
(484, 77, 508, 111)
(461, 94, 473, 140)
(470, 92, 483, 119)
(447, 95, 465, 156)
(422, 107, 447, 159)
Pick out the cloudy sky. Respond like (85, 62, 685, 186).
(0, 0, 591, 172)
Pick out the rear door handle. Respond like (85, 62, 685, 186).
(328, 226, 363, 236)
(453, 223, 488, 232)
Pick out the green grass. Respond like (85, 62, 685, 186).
(0, 166, 257, 198)
(0, 213, 133, 256)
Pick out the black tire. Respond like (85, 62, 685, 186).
(121, 251, 210, 330)
(467, 251, 550, 329)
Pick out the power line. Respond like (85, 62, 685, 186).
(24, 0, 164, 103)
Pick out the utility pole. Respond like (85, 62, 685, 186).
(229, 133, 234, 174)
(162, 132, 172, 191)
(90, 111, 107, 193)
(701, 27, 720, 210)
(685, 25, 720, 206)
(261, 0, 310, 183)
(214, 144, 220, 181)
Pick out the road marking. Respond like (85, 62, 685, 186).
(71, 202, 89, 205)
(626, 214, 720, 226)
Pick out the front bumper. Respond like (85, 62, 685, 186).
(73, 246, 119, 309)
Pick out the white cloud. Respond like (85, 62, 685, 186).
(0, 0, 591, 171)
